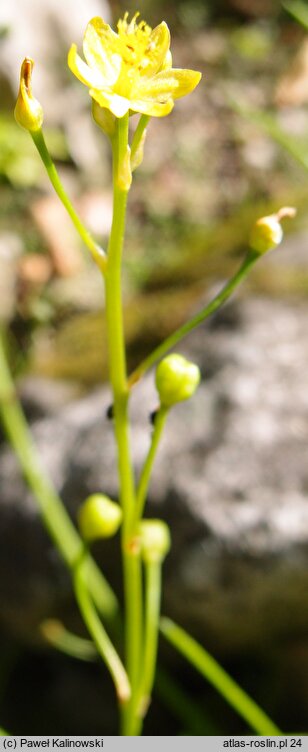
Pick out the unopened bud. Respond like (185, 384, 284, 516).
(250, 207, 296, 255)
(14, 58, 43, 132)
(131, 129, 147, 172)
(78, 494, 122, 542)
(139, 519, 171, 564)
(92, 100, 115, 138)
(117, 145, 132, 191)
(155, 354, 200, 408)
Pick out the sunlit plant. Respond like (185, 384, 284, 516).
(0, 10, 296, 736)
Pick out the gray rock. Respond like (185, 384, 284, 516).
(0, 296, 308, 659)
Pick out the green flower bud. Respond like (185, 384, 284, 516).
(250, 216, 283, 254)
(117, 144, 132, 191)
(139, 519, 171, 564)
(92, 100, 115, 137)
(250, 207, 296, 255)
(155, 354, 200, 408)
(14, 58, 44, 132)
(78, 494, 122, 542)
(131, 129, 147, 172)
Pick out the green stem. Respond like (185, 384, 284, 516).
(138, 560, 162, 721)
(135, 407, 168, 524)
(81, 555, 119, 619)
(74, 561, 131, 704)
(128, 250, 259, 387)
(0, 326, 117, 620)
(105, 114, 135, 536)
(104, 114, 143, 735)
(160, 617, 282, 736)
(120, 548, 144, 736)
(31, 129, 106, 271)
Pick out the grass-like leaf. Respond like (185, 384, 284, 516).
(231, 100, 308, 172)
(283, 0, 308, 30)
(160, 617, 282, 736)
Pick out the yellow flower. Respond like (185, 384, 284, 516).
(68, 13, 201, 118)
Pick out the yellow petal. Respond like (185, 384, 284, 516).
(90, 88, 130, 118)
(161, 50, 172, 72)
(129, 97, 174, 117)
(135, 68, 201, 101)
(171, 69, 202, 99)
(140, 22, 171, 78)
(68, 44, 108, 88)
(83, 17, 121, 85)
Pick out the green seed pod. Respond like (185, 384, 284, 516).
(155, 354, 200, 408)
(14, 58, 44, 132)
(78, 494, 122, 542)
(139, 519, 171, 564)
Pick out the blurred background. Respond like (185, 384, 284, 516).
(0, 0, 308, 736)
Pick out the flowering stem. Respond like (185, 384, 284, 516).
(120, 547, 143, 736)
(31, 128, 107, 271)
(128, 249, 260, 387)
(0, 325, 118, 621)
(74, 554, 131, 705)
(104, 114, 143, 735)
(135, 407, 168, 525)
(105, 114, 135, 537)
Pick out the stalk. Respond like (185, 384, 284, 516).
(137, 560, 162, 721)
(74, 559, 130, 705)
(128, 250, 259, 387)
(31, 129, 106, 271)
(135, 407, 168, 524)
(104, 114, 143, 735)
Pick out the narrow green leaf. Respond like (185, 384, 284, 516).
(231, 100, 308, 171)
(160, 617, 282, 736)
(283, 0, 308, 30)
(40, 619, 97, 662)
